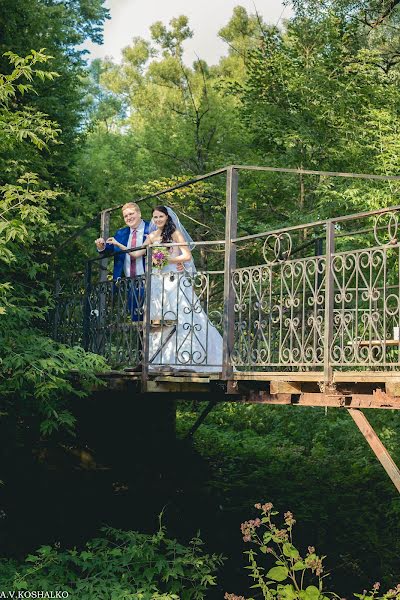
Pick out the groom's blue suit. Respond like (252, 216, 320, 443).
(102, 221, 151, 280)
(100, 221, 151, 321)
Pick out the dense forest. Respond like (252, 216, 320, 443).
(1, 0, 400, 598)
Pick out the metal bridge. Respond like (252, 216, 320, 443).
(53, 165, 400, 492)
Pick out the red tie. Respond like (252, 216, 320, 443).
(130, 228, 137, 277)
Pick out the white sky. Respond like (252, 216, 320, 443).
(84, 0, 293, 66)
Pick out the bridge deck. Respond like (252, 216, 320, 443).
(97, 369, 400, 409)
(93, 367, 400, 492)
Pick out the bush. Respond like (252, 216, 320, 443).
(0, 520, 224, 599)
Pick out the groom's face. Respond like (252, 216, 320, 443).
(122, 206, 141, 229)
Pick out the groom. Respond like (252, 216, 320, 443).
(95, 202, 151, 320)
(95, 202, 151, 281)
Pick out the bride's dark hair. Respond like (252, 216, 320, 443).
(153, 205, 176, 244)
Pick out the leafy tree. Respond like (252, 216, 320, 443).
(237, 7, 400, 227)
(218, 5, 267, 81)
(0, 51, 107, 454)
(0, 0, 109, 184)
(79, 14, 250, 185)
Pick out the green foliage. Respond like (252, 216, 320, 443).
(0, 50, 61, 313)
(0, 50, 108, 442)
(225, 504, 400, 599)
(0, 522, 224, 599)
(0, 49, 60, 151)
(238, 6, 400, 227)
(74, 9, 251, 222)
(0, 0, 109, 179)
(1, 333, 107, 436)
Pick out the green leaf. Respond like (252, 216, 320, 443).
(266, 566, 289, 581)
(277, 584, 298, 599)
(304, 585, 321, 600)
(283, 543, 300, 559)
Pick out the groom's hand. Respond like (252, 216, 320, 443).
(95, 237, 106, 251)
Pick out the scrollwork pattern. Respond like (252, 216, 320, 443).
(232, 257, 325, 367)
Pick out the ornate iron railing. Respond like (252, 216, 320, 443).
(230, 209, 400, 374)
(52, 166, 400, 383)
(53, 242, 225, 372)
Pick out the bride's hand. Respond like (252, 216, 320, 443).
(106, 237, 123, 249)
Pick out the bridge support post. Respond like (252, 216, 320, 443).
(184, 399, 218, 439)
(222, 167, 238, 388)
(348, 408, 400, 494)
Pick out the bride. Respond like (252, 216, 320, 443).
(110, 205, 223, 372)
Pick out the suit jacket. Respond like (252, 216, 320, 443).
(101, 220, 151, 280)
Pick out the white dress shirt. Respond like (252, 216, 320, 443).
(124, 220, 145, 277)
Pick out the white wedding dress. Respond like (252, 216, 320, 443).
(148, 245, 223, 372)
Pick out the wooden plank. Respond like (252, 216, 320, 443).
(154, 376, 210, 384)
(270, 381, 302, 394)
(233, 371, 323, 381)
(232, 370, 400, 383)
(385, 381, 400, 396)
(100, 369, 400, 383)
(334, 371, 400, 382)
(146, 380, 210, 393)
(348, 409, 400, 494)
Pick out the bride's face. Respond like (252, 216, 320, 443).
(153, 210, 168, 229)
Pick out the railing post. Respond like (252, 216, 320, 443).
(99, 209, 110, 283)
(324, 220, 335, 388)
(222, 167, 238, 383)
(141, 246, 153, 391)
(97, 210, 111, 354)
(83, 261, 92, 352)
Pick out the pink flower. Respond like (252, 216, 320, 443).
(373, 583, 381, 591)
(284, 511, 296, 526)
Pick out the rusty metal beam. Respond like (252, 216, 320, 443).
(231, 164, 400, 183)
(348, 409, 400, 494)
(240, 390, 400, 409)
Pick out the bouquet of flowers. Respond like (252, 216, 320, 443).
(152, 246, 169, 270)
